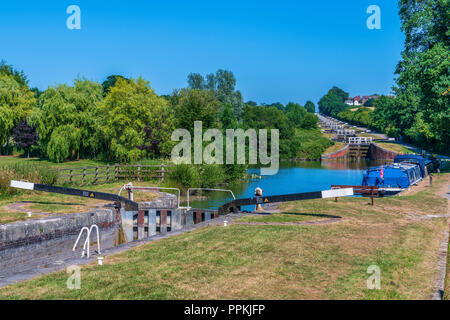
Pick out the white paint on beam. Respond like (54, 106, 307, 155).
(321, 188, 354, 198)
(10, 180, 35, 190)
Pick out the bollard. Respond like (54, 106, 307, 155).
(27, 212, 32, 217)
(97, 257, 104, 265)
(224, 220, 228, 227)
(255, 187, 263, 212)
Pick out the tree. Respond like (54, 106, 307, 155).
(102, 75, 129, 96)
(171, 88, 220, 135)
(390, 0, 450, 153)
(304, 101, 316, 113)
(301, 113, 319, 130)
(0, 73, 36, 155)
(0, 60, 28, 87)
(318, 86, 349, 116)
(11, 121, 38, 158)
(31, 78, 104, 162)
(285, 102, 306, 127)
(187, 73, 205, 90)
(397, 0, 448, 57)
(219, 103, 238, 129)
(363, 98, 375, 106)
(189, 69, 244, 118)
(100, 77, 174, 162)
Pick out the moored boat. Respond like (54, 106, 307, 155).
(361, 162, 423, 195)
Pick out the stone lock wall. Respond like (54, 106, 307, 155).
(0, 208, 119, 277)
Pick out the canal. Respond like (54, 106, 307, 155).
(189, 160, 387, 210)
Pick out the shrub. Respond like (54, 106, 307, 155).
(197, 164, 226, 188)
(167, 164, 200, 191)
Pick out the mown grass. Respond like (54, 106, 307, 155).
(237, 212, 336, 223)
(322, 142, 345, 156)
(0, 174, 447, 300)
(374, 142, 414, 154)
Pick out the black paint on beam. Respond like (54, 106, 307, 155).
(32, 183, 138, 210)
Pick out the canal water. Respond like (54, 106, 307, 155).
(189, 160, 386, 210)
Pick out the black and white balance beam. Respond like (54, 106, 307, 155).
(219, 188, 354, 213)
(9, 180, 138, 210)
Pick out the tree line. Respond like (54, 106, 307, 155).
(318, 0, 449, 155)
(0, 65, 325, 163)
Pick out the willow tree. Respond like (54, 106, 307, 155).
(100, 77, 175, 162)
(31, 78, 104, 162)
(0, 73, 36, 155)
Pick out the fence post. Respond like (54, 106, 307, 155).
(138, 163, 141, 182)
(69, 169, 73, 185)
(82, 167, 86, 186)
(106, 164, 110, 183)
(371, 189, 374, 206)
(161, 164, 165, 182)
(94, 167, 98, 185)
(114, 164, 118, 180)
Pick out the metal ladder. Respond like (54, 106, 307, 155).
(73, 225, 101, 258)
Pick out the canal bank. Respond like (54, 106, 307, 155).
(1, 173, 447, 299)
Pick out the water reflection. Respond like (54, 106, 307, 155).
(189, 160, 385, 210)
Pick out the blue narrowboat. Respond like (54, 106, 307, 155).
(361, 162, 423, 194)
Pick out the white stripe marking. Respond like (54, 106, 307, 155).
(10, 180, 35, 190)
(321, 188, 354, 198)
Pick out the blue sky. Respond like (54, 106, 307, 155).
(0, 0, 404, 105)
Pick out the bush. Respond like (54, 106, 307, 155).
(168, 163, 245, 191)
(167, 164, 200, 191)
(197, 164, 226, 188)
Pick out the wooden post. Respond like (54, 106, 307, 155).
(69, 169, 73, 185)
(371, 189, 374, 206)
(161, 164, 165, 182)
(137, 163, 141, 182)
(82, 167, 86, 186)
(106, 164, 110, 183)
(114, 164, 118, 180)
(94, 167, 98, 185)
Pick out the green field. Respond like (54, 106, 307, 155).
(0, 174, 448, 300)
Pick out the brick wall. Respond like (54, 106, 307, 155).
(369, 143, 398, 160)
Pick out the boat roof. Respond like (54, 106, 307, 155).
(394, 154, 425, 162)
(366, 162, 418, 172)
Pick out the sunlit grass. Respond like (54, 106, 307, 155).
(0, 174, 447, 299)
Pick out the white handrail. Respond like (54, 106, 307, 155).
(186, 188, 236, 209)
(73, 224, 101, 258)
(88, 224, 101, 255)
(73, 227, 89, 256)
(118, 184, 181, 208)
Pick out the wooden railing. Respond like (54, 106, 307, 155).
(348, 137, 373, 144)
(58, 164, 172, 186)
(331, 185, 379, 206)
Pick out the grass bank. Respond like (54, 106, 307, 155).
(374, 142, 414, 154)
(0, 174, 447, 299)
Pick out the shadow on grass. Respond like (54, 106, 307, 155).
(281, 212, 342, 219)
(22, 200, 83, 206)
